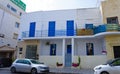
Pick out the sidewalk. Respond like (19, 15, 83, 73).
(50, 67, 94, 74)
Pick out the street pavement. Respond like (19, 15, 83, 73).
(50, 67, 94, 74)
(0, 67, 94, 74)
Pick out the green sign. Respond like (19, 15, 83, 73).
(10, 0, 26, 11)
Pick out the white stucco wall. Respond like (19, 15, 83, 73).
(76, 8, 102, 28)
(0, 9, 19, 47)
(0, 0, 25, 48)
(39, 55, 107, 68)
(39, 38, 105, 56)
(39, 39, 63, 56)
(19, 8, 102, 39)
(74, 38, 105, 55)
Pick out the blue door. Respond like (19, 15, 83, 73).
(65, 45, 72, 67)
(29, 22, 36, 37)
(48, 21, 55, 36)
(67, 20, 74, 36)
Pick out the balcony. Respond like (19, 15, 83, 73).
(22, 30, 77, 38)
(21, 24, 120, 38)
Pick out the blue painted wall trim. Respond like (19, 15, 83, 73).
(48, 21, 55, 36)
(67, 20, 74, 36)
(29, 22, 36, 37)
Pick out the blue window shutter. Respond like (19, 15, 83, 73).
(67, 20, 74, 36)
(29, 22, 36, 37)
(48, 21, 55, 36)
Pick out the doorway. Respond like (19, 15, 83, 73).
(65, 45, 72, 67)
(113, 46, 120, 58)
(26, 45, 37, 59)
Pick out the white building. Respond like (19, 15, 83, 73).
(18, 8, 108, 69)
(0, 0, 26, 58)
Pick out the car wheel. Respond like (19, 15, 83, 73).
(31, 68, 37, 74)
(101, 71, 109, 74)
(10, 67, 16, 73)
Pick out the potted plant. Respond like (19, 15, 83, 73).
(56, 62, 63, 67)
(72, 56, 81, 68)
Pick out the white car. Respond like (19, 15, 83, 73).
(10, 58, 49, 74)
(94, 58, 120, 74)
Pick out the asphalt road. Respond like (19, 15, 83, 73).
(0, 68, 78, 74)
(0, 67, 94, 74)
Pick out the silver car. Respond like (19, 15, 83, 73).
(10, 58, 49, 74)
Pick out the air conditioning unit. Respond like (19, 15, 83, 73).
(46, 42, 50, 45)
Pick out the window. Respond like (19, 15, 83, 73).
(111, 59, 120, 66)
(16, 60, 30, 65)
(11, 6, 17, 13)
(107, 17, 119, 24)
(7, 4, 10, 8)
(19, 48, 23, 54)
(50, 44, 56, 56)
(86, 43, 94, 55)
(13, 33, 18, 39)
(23, 60, 30, 64)
(15, 22, 20, 28)
(16, 60, 24, 63)
(19, 12, 22, 16)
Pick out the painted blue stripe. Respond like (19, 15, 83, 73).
(29, 22, 36, 37)
(67, 20, 74, 36)
(48, 21, 55, 36)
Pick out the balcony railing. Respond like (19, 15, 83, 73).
(22, 24, 120, 38)
(22, 30, 77, 38)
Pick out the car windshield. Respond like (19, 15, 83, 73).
(30, 59, 41, 64)
(103, 59, 114, 65)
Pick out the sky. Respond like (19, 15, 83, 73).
(21, 0, 102, 12)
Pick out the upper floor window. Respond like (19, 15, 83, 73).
(19, 12, 22, 16)
(13, 33, 18, 40)
(15, 22, 20, 28)
(11, 6, 17, 13)
(107, 17, 119, 24)
(7, 4, 10, 8)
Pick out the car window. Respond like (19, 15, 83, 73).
(30, 59, 41, 64)
(16, 59, 31, 65)
(23, 60, 31, 65)
(111, 59, 120, 66)
(16, 60, 24, 63)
